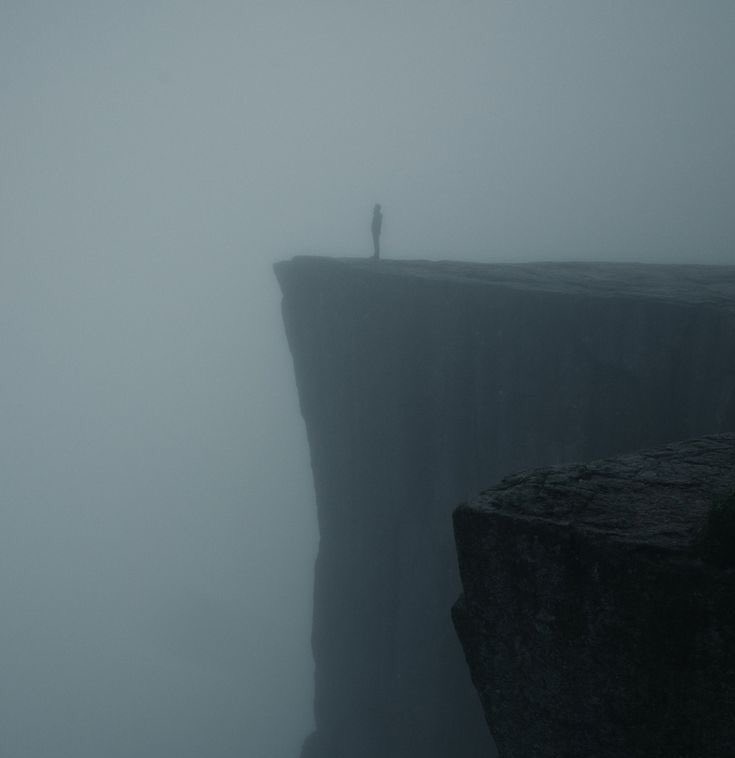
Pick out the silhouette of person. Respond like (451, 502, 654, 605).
(371, 204, 383, 260)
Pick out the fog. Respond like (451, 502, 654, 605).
(1, 2, 733, 757)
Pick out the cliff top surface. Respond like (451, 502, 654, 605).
(276, 256, 735, 312)
(463, 434, 735, 552)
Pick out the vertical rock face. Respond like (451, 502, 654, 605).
(274, 257, 735, 758)
(453, 435, 735, 758)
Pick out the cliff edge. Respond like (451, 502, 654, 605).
(453, 435, 735, 757)
(275, 256, 735, 758)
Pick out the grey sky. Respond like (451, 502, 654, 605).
(1, 2, 734, 757)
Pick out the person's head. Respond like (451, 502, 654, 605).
(374, 204, 381, 213)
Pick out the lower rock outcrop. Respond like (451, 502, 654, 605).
(453, 434, 735, 758)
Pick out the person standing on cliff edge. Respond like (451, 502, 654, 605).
(371, 203, 383, 260)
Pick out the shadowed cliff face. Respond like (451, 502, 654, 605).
(275, 256, 735, 758)
(453, 435, 735, 758)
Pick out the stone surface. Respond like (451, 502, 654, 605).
(453, 435, 735, 758)
(274, 256, 735, 758)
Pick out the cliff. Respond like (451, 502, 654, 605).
(453, 435, 735, 757)
(274, 256, 735, 758)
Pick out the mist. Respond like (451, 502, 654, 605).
(1, 2, 733, 756)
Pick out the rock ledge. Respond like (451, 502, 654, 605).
(454, 434, 735, 758)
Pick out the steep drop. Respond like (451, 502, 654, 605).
(275, 256, 735, 757)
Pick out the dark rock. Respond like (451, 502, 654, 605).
(274, 256, 735, 758)
(453, 435, 735, 758)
